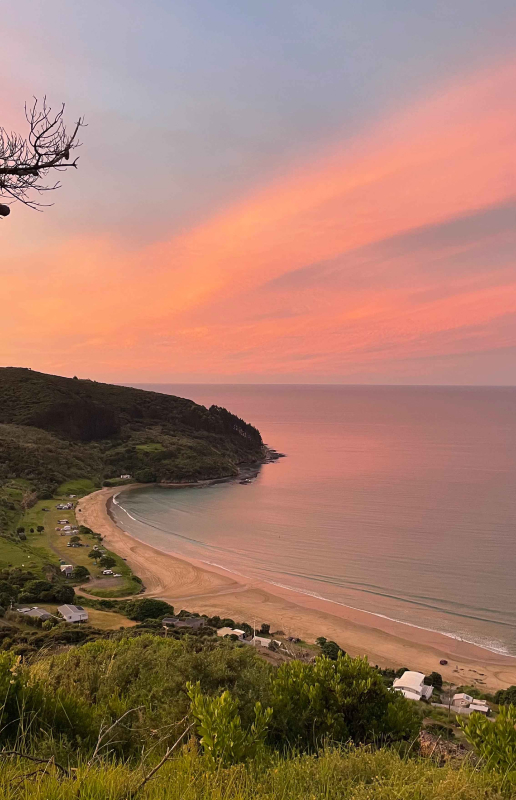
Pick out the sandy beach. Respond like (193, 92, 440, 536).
(76, 486, 516, 691)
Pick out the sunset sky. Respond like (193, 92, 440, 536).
(2, 1, 515, 384)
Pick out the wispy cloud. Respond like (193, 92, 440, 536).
(1, 58, 515, 382)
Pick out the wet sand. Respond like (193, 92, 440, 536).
(76, 487, 516, 691)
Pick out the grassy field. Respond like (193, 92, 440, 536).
(0, 745, 506, 800)
(38, 603, 137, 630)
(6, 481, 142, 598)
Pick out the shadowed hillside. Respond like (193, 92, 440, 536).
(0, 368, 263, 532)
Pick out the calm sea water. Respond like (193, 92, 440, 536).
(113, 386, 516, 655)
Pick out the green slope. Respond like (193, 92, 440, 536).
(0, 367, 263, 534)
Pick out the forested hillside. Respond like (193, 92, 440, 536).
(0, 368, 263, 532)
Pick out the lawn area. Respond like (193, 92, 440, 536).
(8, 480, 143, 598)
(135, 442, 165, 452)
(39, 604, 137, 630)
(56, 478, 98, 497)
(0, 536, 50, 571)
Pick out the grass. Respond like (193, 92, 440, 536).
(38, 604, 137, 630)
(136, 442, 165, 452)
(8, 489, 143, 598)
(0, 536, 50, 571)
(56, 478, 98, 497)
(0, 746, 506, 800)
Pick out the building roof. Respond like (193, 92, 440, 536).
(453, 693, 473, 701)
(397, 688, 422, 702)
(253, 636, 271, 646)
(58, 604, 87, 615)
(18, 607, 51, 619)
(392, 671, 426, 692)
(217, 627, 245, 637)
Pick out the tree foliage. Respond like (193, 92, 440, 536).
(269, 654, 421, 751)
(494, 685, 516, 707)
(460, 704, 516, 787)
(188, 680, 272, 767)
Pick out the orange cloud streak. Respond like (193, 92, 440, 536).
(1, 59, 515, 380)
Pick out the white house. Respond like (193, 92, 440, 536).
(58, 604, 88, 623)
(451, 694, 489, 714)
(452, 692, 474, 707)
(60, 564, 74, 577)
(217, 627, 246, 640)
(252, 635, 272, 647)
(392, 671, 433, 701)
(469, 700, 489, 715)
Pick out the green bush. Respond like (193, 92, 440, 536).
(125, 598, 174, 620)
(320, 640, 345, 660)
(18, 579, 74, 604)
(460, 704, 516, 787)
(188, 680, 272, 767)
(269, 654, 421, 751)
(72, 565, 90, 580)
(29, 634, 272, 754)
(424, 671, 443, 689)
(494, 685, 516, 706)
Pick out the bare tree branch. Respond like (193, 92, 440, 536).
(126, 723, 193, 799)
(88, 706, 145, 766)
(0, 749, 71, 778)
(0, 96, 85, 214)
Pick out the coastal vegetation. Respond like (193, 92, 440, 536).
(0, 368, 263, 599)
(0, 369, 515, 798)
(0, 631, 513, 798)
(0, 367, 263, 521)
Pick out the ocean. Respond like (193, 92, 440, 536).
(112, 385, 516, 655)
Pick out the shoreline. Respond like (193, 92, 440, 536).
(76, 485, 516, 691)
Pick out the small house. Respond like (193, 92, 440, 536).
(252, 636, 272, 647)
(120, 474, 131, 479)
(60, 564, 74, 577)
(18, 607, 52, 621)
(392, 671, 433, 701)
(452, 693, 473, 707)
(469, 701, 489, 715)
(58, 604, 88, 623)
(217, 627, 246, 640)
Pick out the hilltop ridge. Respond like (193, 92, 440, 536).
(0, 367, 263, 531)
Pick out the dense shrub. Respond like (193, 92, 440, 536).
(494, 685, 516, 706)
(18, 579, 74, 604)
(29, 635, 272, 754)
(460, 704, 516, 787)
(188, 680, 272, 767)
(269, 654, 421, 751)
(124, 598, 174, 621)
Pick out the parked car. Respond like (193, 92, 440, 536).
(102, 569, 114, 575)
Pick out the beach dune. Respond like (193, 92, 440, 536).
(77, 487, 516, 691)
